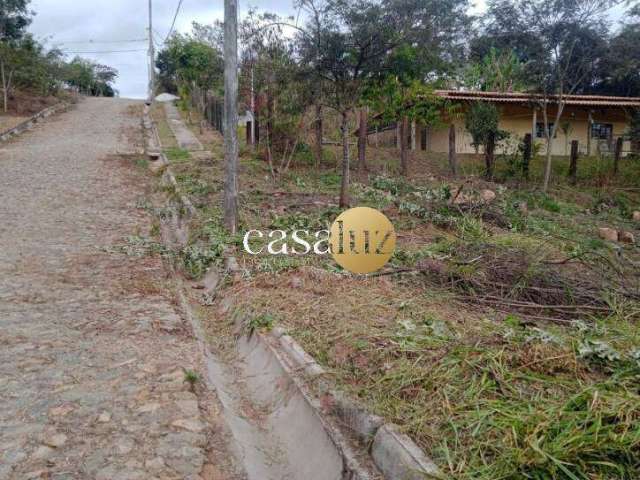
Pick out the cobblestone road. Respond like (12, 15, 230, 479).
(0, 98, 236, 480)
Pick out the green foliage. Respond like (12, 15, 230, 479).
(463, 47, 526, 92)
(464, 102, 508, 150)
(248, 313, 276, 333)
(156, 33, 223, 95)
(181, 243, 224, 279)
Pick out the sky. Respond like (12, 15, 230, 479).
(27, 0, 627, 99)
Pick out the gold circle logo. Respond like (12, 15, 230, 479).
(329, 207, 396, 274)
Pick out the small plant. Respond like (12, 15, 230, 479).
(183, 369, 200, 390)
(247, 313, 276, 334)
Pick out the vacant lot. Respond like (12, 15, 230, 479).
(151, 103, 640, 479)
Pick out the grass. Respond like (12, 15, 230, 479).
(153, 105, 640, 479)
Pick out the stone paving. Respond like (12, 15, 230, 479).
(0, 98, 237, 480)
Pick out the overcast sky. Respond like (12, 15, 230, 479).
(27, 0, 625, 99)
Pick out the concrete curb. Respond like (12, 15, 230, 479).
(0, 102, 70, 143)
(255, 270, 444, 480)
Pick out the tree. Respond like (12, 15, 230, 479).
(0, 0, 32, 111)
(464, 101, 507, 180)
(481, 0, 612, 191)
(156, 34, 223, 97)
(297, 0, 400, 207)
(594, 6, 640, 96)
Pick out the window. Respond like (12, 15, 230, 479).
(591, 123, 613, 140)
(536, 122, 556, 138)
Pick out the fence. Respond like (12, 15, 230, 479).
(189, 86, 225, 134)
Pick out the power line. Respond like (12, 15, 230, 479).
(63, 49, 147, 54)
(164, 0, 185, 44)
(53, 38, 148, 44)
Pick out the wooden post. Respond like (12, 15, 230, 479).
(396, 122, 401, 150)
(523, 133, 532, 180)
(420, 125, 427, 151)
(532, 108, 537, 142)
(357, 108, 367, 172)
(614, 136, 623, 175)
(448, 124, 457, 176)
(410, 120, 416, 150)
(400, 116, 409, 176)
(314, 103, 323, 168)
(223, 0, 239, 233)
(246, 121, 252, 145)
(587, 111, 593, 157)
(569, 140, 579, 185)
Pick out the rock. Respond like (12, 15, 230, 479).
(598, 227, 618, 242)
(289, 276, 303, 289)
(175, 400, 199, 417)
(480, 189, 496, 203)
(145, 457, 165, 470)
(137, 402, 161, 413)
(97, 411, 112, 423)
(25, 470, 48, 479)
(632, 211, 640, 222)
(45, 433, 67, 448)
(31, 446, 55, 460)
(619, 231, 635, 244)
(114, 437, 134, 455)
(518, 202, 528, 215)
(171, 418, 205, 433)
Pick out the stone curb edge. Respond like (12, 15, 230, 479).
(0, 102, 71, 143)
(268, 323, 444, 480)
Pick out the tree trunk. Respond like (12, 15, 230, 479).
(448, 124, 457, 176)
(485, 132, 495, 181)
(223, 0, 239, 234)
(357, 107, 367, 172)
(542, 102, 564, 192)
(400, 116, 409, 176)
(568, 140, 579, 185)
(266, 74, 275, 154)
(339, 111, 350, 208)
(314, 103, 323, 168)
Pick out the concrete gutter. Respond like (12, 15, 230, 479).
(0, 102, 70, 143)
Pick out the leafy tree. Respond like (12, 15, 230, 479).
(463, 48, 526, 92)
(0, 0, 32, 111)
(297, 0, 400, 207)
(464, 101, 507, 180)
(0, 0, 32, 41)
(594, 6, 640, 96)
(156, 33, 223, 97)
(481, 0, 612, 191)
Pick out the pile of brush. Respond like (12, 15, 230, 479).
(416, 243, 639, 323)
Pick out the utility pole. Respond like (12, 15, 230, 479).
(147, 0, 155, 102)
(223, 0, 239, 233)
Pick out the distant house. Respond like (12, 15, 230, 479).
(368, 90, 640, 157)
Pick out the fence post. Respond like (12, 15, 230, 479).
(246, 121, 252, 145)
(448, 124, 457, 176)
(613, 136, 623, 176)
(523, 133, 532, 180)
(569, 140, 579, 185)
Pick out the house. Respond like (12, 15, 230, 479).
(368, 90, 640, 157)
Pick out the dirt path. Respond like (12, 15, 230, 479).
(0, 98, 237, 480)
